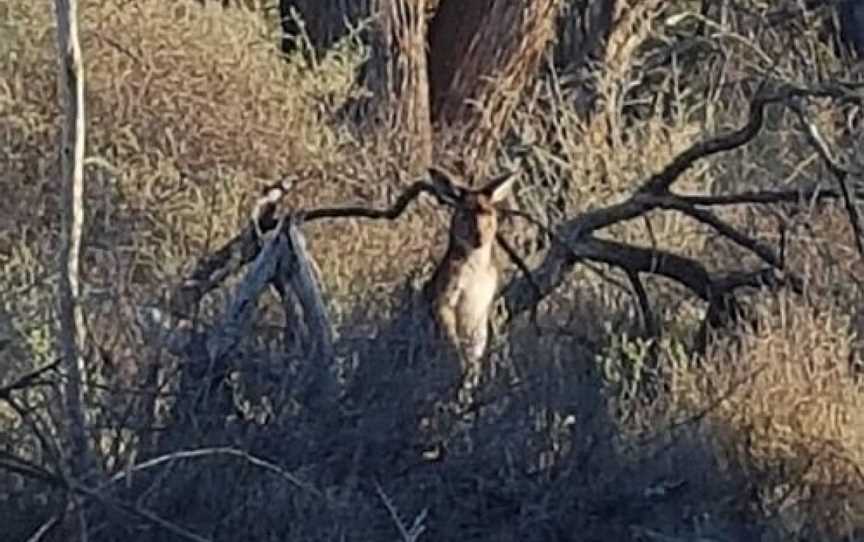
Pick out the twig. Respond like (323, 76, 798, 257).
(375, 481, 428, 542)
(2, 394, 63, 472)
(0, 450, 214, 542)
(73, 482, 212, 542)
(637, 364, 768, 446)
(101, 447, 321, 497)
(0, 451, 65, 488)
(0, 359, 60, 401)
(791, 101, 864, 257)
(495, 231, 542, 328)
(655, 197, 785, 269)
(626, 270, 658, 338)
(673, 185, 859, 206)
(26, 515, 60, 542)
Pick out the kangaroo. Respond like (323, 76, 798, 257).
(422, 169, 517, 372)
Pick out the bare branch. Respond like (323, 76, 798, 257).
(12, 465, 209, 542)
(54, 0, 91, 477)
(375, 481, 428, 542)
(501, 83, 862, 321)
(0, 359, 60, 401)
(101, 447, 321, 497)
(170, 179, 442, 318)
(73, 483, 212, 542)
(0, 451, 65, 489)
(502, 225, 796, 321)
(26, 515, 61, 542)
(638, 82, 863, 196)
(273, 216, 335, 362)
(674, 185, 861, 206)
(637, 92, 773, 195)
(791, 101, 864, 257)
(626, 270, 658, 338)
(653, 197, 785, 269)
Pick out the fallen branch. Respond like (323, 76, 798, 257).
(204, 221, 287, 362)
(169, 178, 443, 318)
(503, 82, 861, 321)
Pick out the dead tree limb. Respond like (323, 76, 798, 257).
(204, 223, 288, 362)
(101, 446, 321, 497)
(276, 216, 334, 361)
(169, 178, 445, 318)
(143, 215, 340, 447)
(54, 0, 92, 484)
(502, 82, 862, 321)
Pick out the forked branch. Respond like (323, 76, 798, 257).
(503, 82, 862, 321)
(169, 178, 446, 318)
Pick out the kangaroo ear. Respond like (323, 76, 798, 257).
(428, 166, 467, 204)
(478, 170, 518, 204)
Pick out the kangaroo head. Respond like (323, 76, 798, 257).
(443, 171, 517, 252)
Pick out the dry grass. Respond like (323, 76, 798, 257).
(2, 0, 864, 541)
(658, 296, 864, 539)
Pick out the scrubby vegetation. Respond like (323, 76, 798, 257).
(2, 1, 864, 541)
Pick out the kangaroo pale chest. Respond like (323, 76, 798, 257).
(430, 251, 497, 362)
(453, 259, 497, 337)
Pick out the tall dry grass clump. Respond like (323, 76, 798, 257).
(667, 294, 864, 539)
(1, 0, 365, 282)
(1, 0, 396, 360)
(80, 0, 358, 178)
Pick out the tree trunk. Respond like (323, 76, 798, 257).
(361, 0, 433, 175)
(427, 0, 562, 178)
(54, 1, 92, 540)
(54, 0, 90, 479)
(286, 0, 563, 179)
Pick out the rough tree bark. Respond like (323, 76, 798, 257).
(54, 0, 90, 479)
(427, 0, 561, 176)
(281, 0, 563, 178)
(361, 0, 432, 174)
(54, 2, 93, 540)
